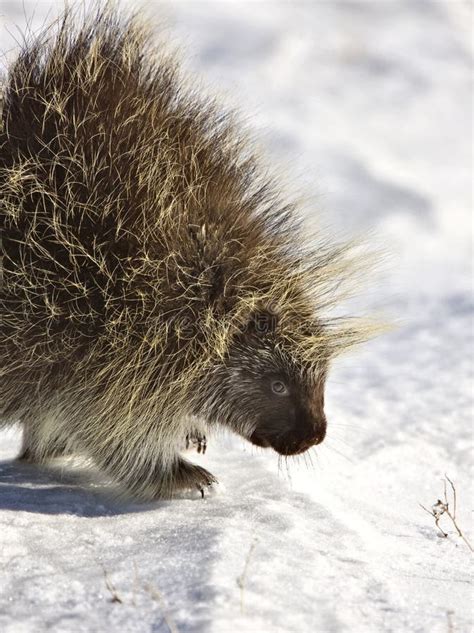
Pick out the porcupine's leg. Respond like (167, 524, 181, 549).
(88, 438, 217, 499)
(17, 417, 74, 463)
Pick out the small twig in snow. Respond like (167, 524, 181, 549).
(420, 475, 473, 553)
(101, 564, 123, 604)
(236, 538, 258, 614)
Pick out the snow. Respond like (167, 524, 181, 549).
(1, 1, 472, 632)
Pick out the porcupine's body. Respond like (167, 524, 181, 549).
(0, 8, 368, 499)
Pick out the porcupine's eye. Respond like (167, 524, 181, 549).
(271, 380, 289, 396)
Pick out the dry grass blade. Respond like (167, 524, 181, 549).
(145, 581, 181, 633)
(101, 564, 123, 604)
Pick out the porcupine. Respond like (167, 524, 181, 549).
(0, 7, 371, 500)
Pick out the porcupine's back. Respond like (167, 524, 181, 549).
(1, 8, 319, 423)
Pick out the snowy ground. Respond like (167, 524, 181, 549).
(0, 1, 472, 632)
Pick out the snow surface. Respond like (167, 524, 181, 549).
(0, 1, 472, 632)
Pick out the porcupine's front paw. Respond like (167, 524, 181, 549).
(185, 431, 207, 454)
(173, 457, 217, 498)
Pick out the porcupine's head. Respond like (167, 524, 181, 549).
(192, 295, 340, 456)
(224, 311, 328, 455)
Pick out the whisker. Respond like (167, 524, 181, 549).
(306, 450, 315, 470)
(321, 443, 353, 463)
(326, 434, 353, 449)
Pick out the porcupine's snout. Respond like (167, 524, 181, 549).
(286, 409, 327, 455)
(273, 412, 326, 456)
(249, 401, 327, 456)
